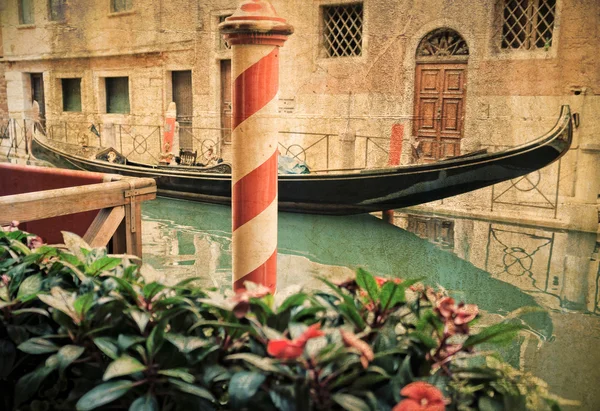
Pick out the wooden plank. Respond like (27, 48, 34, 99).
(0, 178, 156, 225)
(124, 201, 142, 257)
(83, 206, 125, 248)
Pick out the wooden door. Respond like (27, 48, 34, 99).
(220, 60, 232, 143)
(30, 73, 46, 129)
(413, 63, 466, 162)
(172, 71, 193, 149)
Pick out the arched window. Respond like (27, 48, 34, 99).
(416, 28, 469, 60)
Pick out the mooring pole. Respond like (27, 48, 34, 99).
(220, 0, 293, 293)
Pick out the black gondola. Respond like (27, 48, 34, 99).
(32, 106, 572, 215)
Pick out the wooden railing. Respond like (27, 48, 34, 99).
(0, 177, 156, 257)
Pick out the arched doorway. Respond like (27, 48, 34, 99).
(412, 28, 469, 162)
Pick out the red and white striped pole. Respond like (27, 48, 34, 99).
(220, 1, 293, 293)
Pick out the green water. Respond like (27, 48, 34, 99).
(142, 197, 600, 410)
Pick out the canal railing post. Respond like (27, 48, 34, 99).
(219, 0, 293, 293)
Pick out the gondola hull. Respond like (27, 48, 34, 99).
(32, 106, 572, 215)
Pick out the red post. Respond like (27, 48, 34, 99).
(220, 1, 293, 293)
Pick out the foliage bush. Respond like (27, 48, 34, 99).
(0, 227, 573, 411)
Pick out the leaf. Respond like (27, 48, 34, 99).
(18, 337, 59, 354)
(146, 322, 165, 357)
(269, 386, 296, 411)
(76, 380, 135, 411)
(62, 231, 91, 261)
(17, 274, 43, 299)
(158, 368, 195, 383)
(38, 287, 80, 324)
(129, 310, 151, 333)
(74, 293, 95, 316)
(117, 334, 145, 351)
(143, 282, 166, 299)
(165, 333, 208, 353)
(277, 292, 307, 314)
(89, 257, 122, 275)
(229, 371, 266, 409)
(12, 308, 50, 317)
(103, 355, 146, 381)
(478, 396, 505, 411)
(356, 268, 380, 302)
(331, 393, 371, 411)
(14, 365, 56, 406)
(57, 345, 85, 374)
(129, 394, 159, 411)
(168, 378, 215, 401)
(464, 323, 525, 348)
(93, 337, 120, 360)
(226, 353, 287, 375)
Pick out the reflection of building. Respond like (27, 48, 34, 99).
(1, 1, 598, 228)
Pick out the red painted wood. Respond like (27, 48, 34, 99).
(233, 249, 278, 292)
(0, 163, 105, 243)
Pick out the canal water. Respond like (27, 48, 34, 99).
(142, 197, 600, 410)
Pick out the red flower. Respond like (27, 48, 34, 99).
(434, 297, 479, 335)
(267, 323, 324, 360)
(392, 382, 446, 411)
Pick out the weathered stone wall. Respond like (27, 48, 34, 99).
(0, 0, 598, 228)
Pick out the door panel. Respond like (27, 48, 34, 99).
(172, 70, 193, 149)
(413, 63, 466, 162)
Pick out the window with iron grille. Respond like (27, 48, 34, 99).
(105, 77, 130, 114)
(62, 78, 82, 112)
(111, 0, 133, 13)
(219, 15, 232, 50)
(498, 0, 556, 50)
(49, 0, 65, 21)
(18, 0, 34, 25)
(322, 3, 363, 58)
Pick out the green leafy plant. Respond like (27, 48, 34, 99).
(0, 228, 575, 410)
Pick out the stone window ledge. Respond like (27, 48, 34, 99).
(108, 10, 136, 18)
(17, 24, 36, 30)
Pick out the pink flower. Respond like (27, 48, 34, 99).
(340, 329, 374, 369)
(393, 382, 446, 411)
(435, 297, 455, 319)
(454, 303, 478, 325)
(267, 323, 324, 360)
(230, 284, 272, 318)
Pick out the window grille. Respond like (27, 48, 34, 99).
(49, 0, 65, 21)
(498, 0, 556, 50)
(219, 15, 232, 50)
(106, 77, 130, 114)
(19, 0, 34, 25)
(111, 0, 133, 13)
(62, 78, 82, 112)
(416, 28, 469, 59)
(322, 3, 363, 58)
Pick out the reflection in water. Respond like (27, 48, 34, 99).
(141, 198, 599, 410)
(399, 212, 600, 410)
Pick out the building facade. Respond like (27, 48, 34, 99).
(0, 0, 599, 230)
